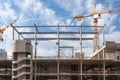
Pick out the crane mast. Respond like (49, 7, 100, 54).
(93, 4, 99, 52)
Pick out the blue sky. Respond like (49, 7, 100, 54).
(0, 0, 120, 58)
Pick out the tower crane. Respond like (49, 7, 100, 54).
(73, 4, 120, 52)
(0, 20, 17, 41)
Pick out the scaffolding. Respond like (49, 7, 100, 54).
(0, 24, 119, 80)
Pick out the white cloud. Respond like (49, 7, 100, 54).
(0, 2, 16, 21)
(96, 3, 104, 11)
(37, 48, 57, 56)
(53, 0, 84, 16)
(108, 25, 116, 33)
(13, 0, 65, 25)
(100, 14, 117, 26)
(85, 0, 95, 13)
(66, 19, 72, 25)
(83, 47, 93, 57)
(13, 0, 34, 12)
(105, 31, 120, 43)
(0, 0, 119, 58)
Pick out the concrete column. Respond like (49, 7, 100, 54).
(103, 61, 105, 80)
(80, 61, 83, 80)
(57, 62, 60, 80)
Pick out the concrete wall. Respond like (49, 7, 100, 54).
(105, 51, 120, 60)
(13, 40, 32, 53)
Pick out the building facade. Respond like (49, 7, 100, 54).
(0, 40, 120, 80)
(12, 40, 33, 80)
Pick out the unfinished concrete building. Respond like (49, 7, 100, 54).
(0, 40, 120, 80)
(0, 25, 120, 80)
(12, 40, 33, 80)
(93, 41, 120, 60)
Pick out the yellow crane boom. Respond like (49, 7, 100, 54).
(74, 7, 120, 19)
(73, 4, 120, 52)
(0, 20, 17, 41)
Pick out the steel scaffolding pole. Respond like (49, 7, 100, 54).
(24, 38, 93, 41)
(72, 48, 74, 58)
(34, 24, 39, 80)
(80, 25, 82, 59)
(80, 25, 83, 80)
(103, 24, 106, 60)
(19, 31, 98, 34)
(14, 25, 103, 28)
(11, 25, 24, 39)
(57, 23, 60, 80)
(12, 28, 14, 40)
